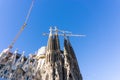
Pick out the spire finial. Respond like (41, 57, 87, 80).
(14, 49, 18, 54)
(54, 26, 58, 34)
(22, 51, 25, 56)
(49, 27, 53, 35)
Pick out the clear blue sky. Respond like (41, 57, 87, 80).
(0, 0, 120, 80)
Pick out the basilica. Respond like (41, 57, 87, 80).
(0, 27, 82, 80)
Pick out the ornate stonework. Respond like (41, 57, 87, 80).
(0, 27, 82, 80)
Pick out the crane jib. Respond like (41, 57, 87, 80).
(9, 0, 35, 49)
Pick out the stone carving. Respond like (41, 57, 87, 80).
(0, 27, 82, 80)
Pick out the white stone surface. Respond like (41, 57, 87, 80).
(2, 48, 10, 53)
(37, 46, 46, 56)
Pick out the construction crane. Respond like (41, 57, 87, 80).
(43, 27, 86, 37)
(54, 27, 72, 34)
(8, 0, 35, 49)
(0, 0, 35, 57)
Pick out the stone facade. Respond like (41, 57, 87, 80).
(0, 28, 82, 80)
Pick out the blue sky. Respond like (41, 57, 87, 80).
(0, 0, 120, 80)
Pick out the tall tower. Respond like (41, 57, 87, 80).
(64, 37, 82, 80)
(44, 27, 83, 80)
(45, 27, 63, 80)
(45, 27, 55, 80)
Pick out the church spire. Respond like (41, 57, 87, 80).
(54, 27, 60, 51)
(47, 27, 54, 51)
(46, 27, 55, 63)
(63, 37, 83, 80)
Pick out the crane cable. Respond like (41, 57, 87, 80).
(9, 0, 35, 49)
